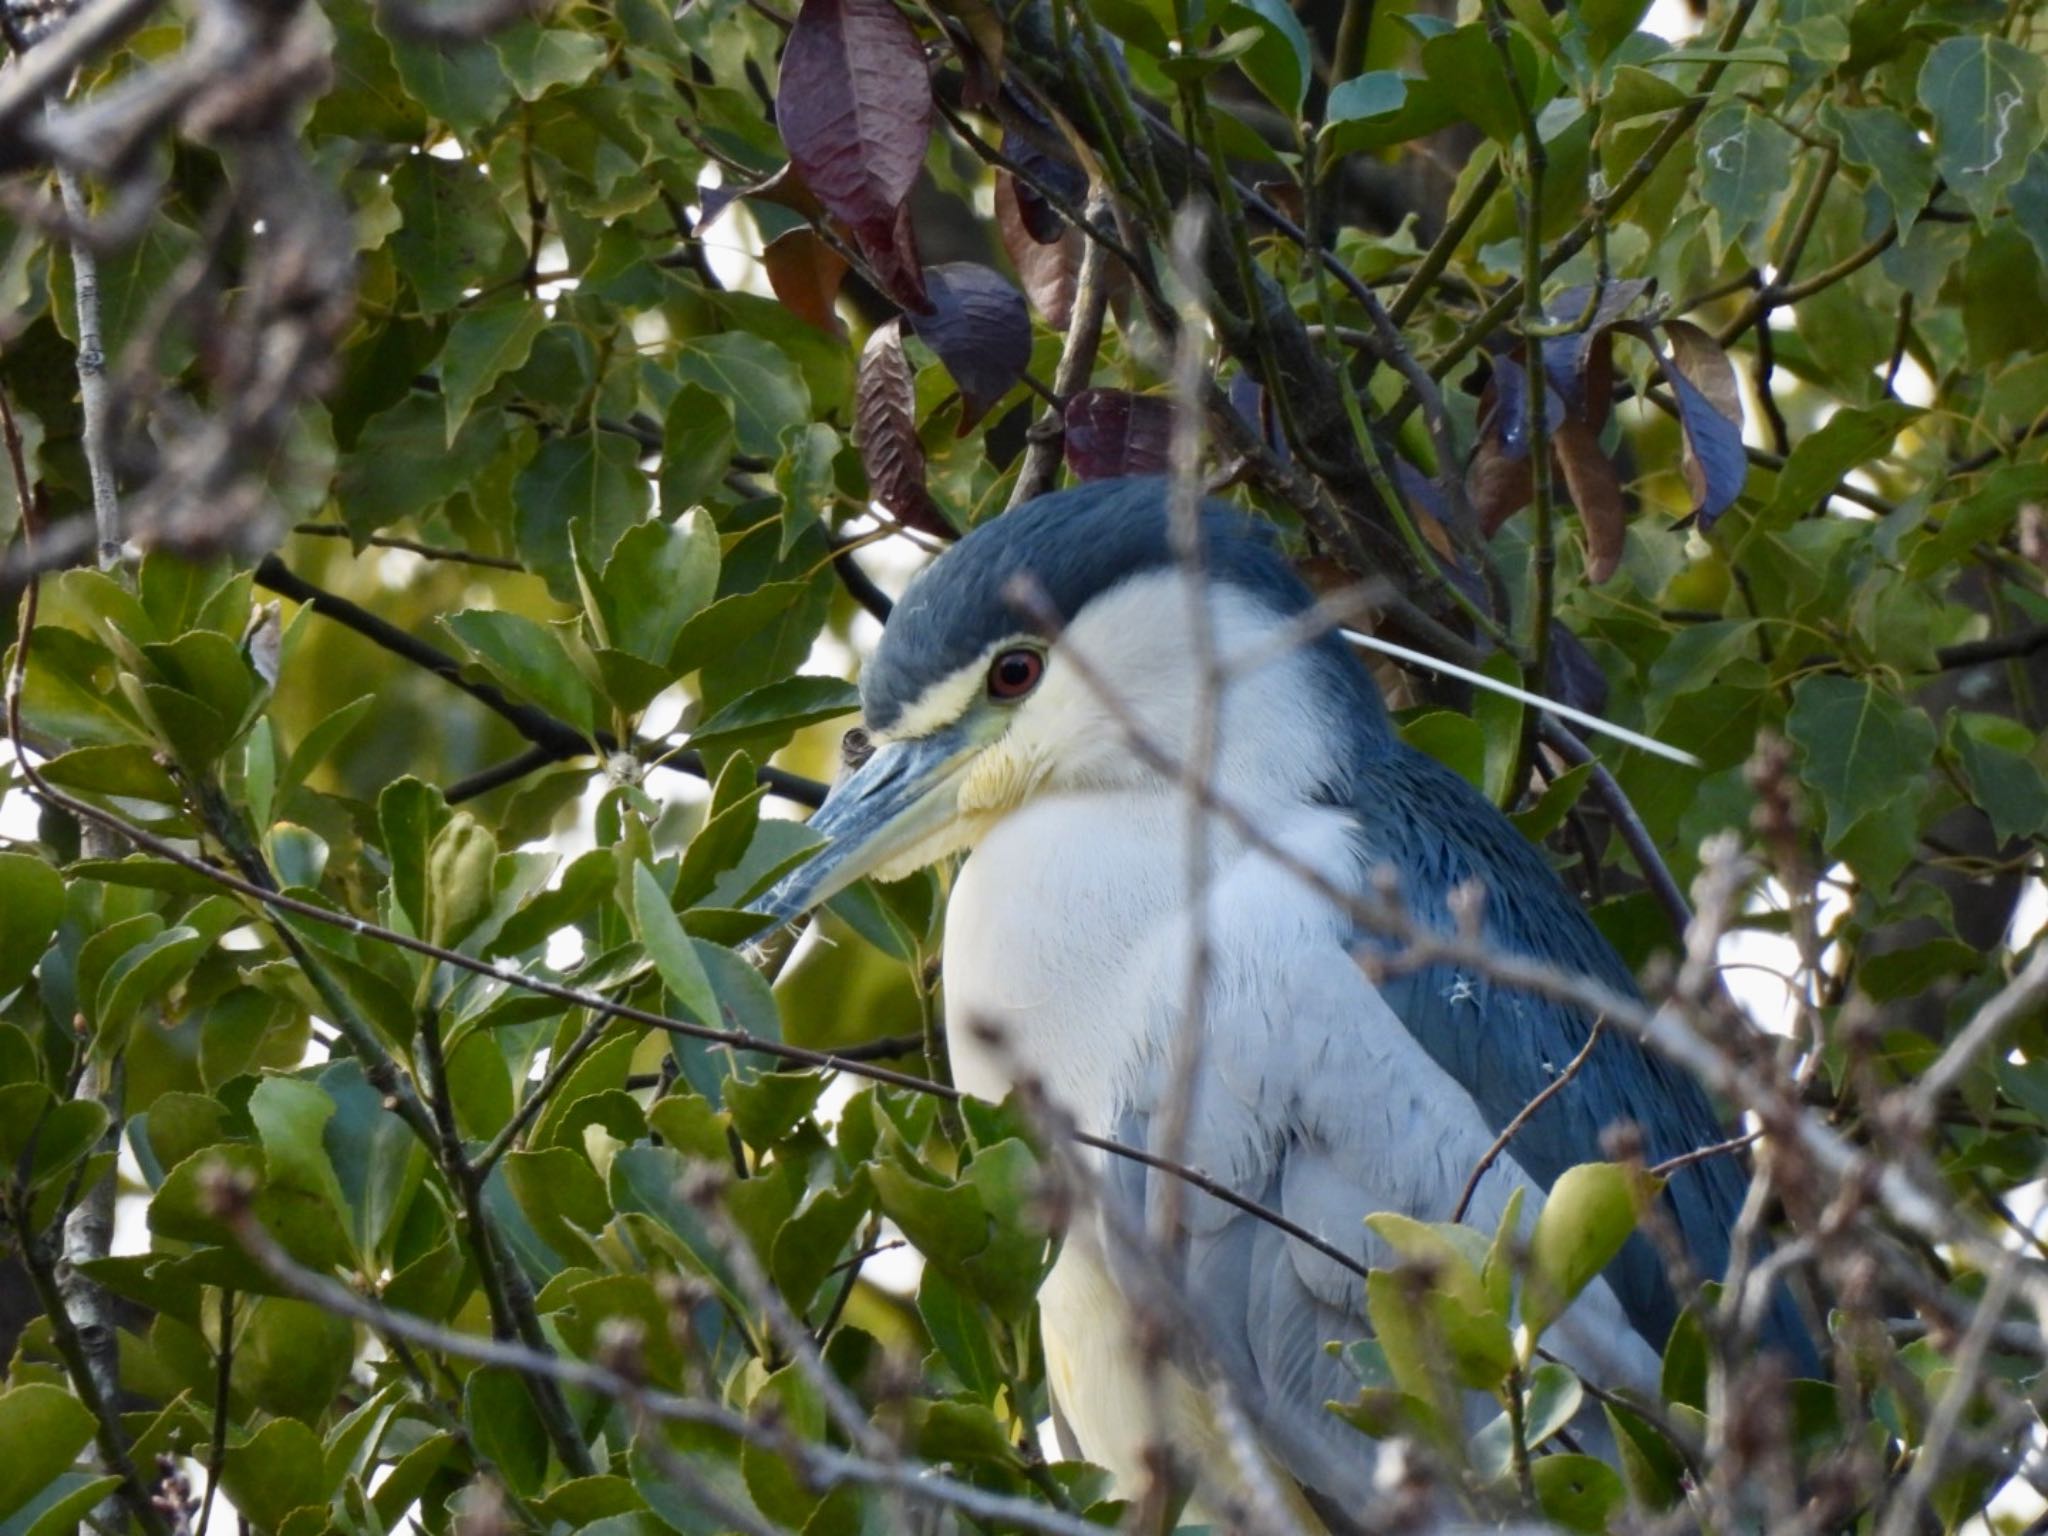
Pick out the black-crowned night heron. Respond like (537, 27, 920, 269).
(759, 476, 1806, 1524)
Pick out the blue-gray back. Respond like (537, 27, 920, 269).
(1339, 735, 1815, 1367)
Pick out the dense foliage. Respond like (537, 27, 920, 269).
(2, 0, 2048, 1529)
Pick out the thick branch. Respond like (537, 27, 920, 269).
(252, 555, 827, 807)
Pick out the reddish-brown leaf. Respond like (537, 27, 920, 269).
(1553, 417, 1627, 583)
(763, 227, 849, 334)
(1063, 389, 1174, 479)
(852, 201, 928, 312)
(1254, 178, 1304, 224)
(1007, 168, 1066, 243)
(1469, 434, 1534, 534)
(853, 319, 946, 534)
(776, 0, 933, 253)
(906, 262, 1031, 431)
(996, 174, 1079, 328)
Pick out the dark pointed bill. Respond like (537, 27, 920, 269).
(752, 725, 973, 925)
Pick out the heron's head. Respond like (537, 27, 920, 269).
(753, 477, 1389, 924)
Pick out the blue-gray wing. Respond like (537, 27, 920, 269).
(1349, 744, 1813, 1367)
(1096, 924, 1663, 1509)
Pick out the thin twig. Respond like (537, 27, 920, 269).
(197, 1288, 234, 1536)
(1010, 187, 1115, 508)
(1648, 1129, 1763, 1179)
(1451, 1018, 1606, 1224)
(1907, 946, 2048, 1123)
(289, 522, 522, 570)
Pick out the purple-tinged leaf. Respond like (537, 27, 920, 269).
(999, 92, 1087, 239)
(996, 173, 1079, 327)
(776, 0, 933, 250)
(906, 262, 1031, 431)
(1547, 627, 1609, 717)
(853, 320, 949, 537)
(1393, 457, 1450, 526)
(1489, 352, 1567, 461)
(1063, 389, 1174, 479)
(1657, 320, 1746, 527)
(854, 201, 928, 312)
(1538, 278, 1653, 427)
(1436, 562, 1609, 715)
(1226, 370, 1292, 466)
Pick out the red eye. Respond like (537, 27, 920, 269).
(987, 648, 1044, 700)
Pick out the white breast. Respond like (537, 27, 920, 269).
(943, 789, 1189, 1120)
(941, 783, 1662, 1505)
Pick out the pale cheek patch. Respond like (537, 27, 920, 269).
(957, 743, 1041, 818)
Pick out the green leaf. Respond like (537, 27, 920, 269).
(1400, 711, 1486, 791)
(504, 1145, 610, 1267)
(1917, 35, 2048, 224)
(1763, 402, 1919, 525)
(1522, 1162, 1656, 1345)
(660, 383, 737, 513)
(1696, 101, 1798, 260)
(1469, 1361, 1582, 1480)
(686, 675, 859, 759)
(1420, 25, 1541, 145)
(425, 810, 502, 948)
(1575, 0, 1650, 60)
(598, 515, 720, 665)
(673, 334, 810, 459)
(1223, 0, 1312, 112)
(1476, 652, 1524, 807)
(513, 431, 655, 602)
(95, 924, 215, 1048)
(0, 853, 64, 998)
(1601, 65, 1690, 124)
(36, 743, 185, 806)
(387, 156, 522, 313)
(631, 862, 720, 1025)
(440, 301, 547, 444)
(232, 1295, 358, 1421)
(220, 1417, 335, 1533)
(467, 1369, 551, 1496)
(0, 1384, 96, 1523)
(1365, 1213, 1514, 1389)
(1952, 712, 2048, 843)
(249, 1076, 352, 1243)
(726, 1070, 827, 1149)
(444, 608, 598, 738)
(1786, 675, 1938, 845)
(492, 21, 610, 99)
(0, 1475, 123, 1536)
(670, 582, 812, 676)
(774, 422, 840, 558)
(338, 392, 512, 541)
(1321, 71, 1460, 155)
(383, 30, 514, 133)
(1820, 101, 1936, 233)
(1533, 1454, 1627, 1533)
(1645, 621, 1758, 718)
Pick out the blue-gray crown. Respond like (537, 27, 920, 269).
(860, 476, 1390, 741)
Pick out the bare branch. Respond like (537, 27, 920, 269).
(1450, 1017, 1606, 1225)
